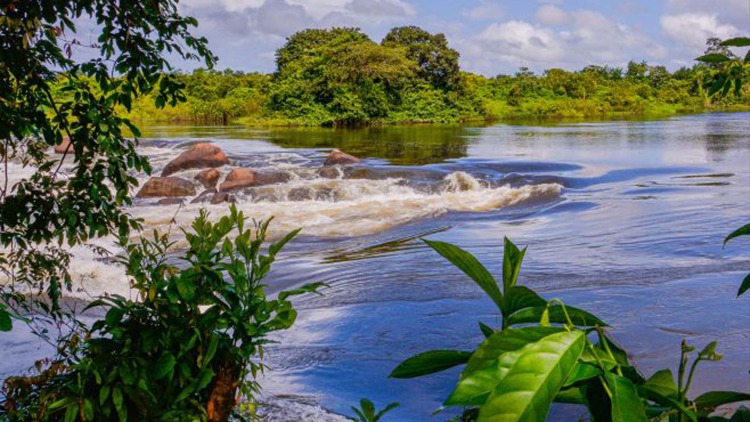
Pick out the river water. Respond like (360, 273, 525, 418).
(1, 112, 749, 420)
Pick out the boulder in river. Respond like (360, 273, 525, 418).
(210, 192, 236, 204)
(255, 171, 292, 186)
(190, 188, 217, 204)
(161, 143, 229, 177)
(317, 166, 342, 179)
(54, 137, 72, 154)
(195, 168, 221, 189)
(136, 177, 196, 198)
(219, 168, 256, 192)
(324, 149, 360, 166)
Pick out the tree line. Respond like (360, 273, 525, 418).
(121, 28, 750, 126)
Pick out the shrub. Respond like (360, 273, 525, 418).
(2, 206, 323, 421)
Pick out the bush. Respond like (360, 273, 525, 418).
(2, 206, 323, 421)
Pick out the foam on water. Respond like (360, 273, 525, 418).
(2, 145, 561, 298)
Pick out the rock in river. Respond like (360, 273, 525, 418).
(195, 168, 221, 189)
(136, 177, 196, 198)
(161, 143, 229, 176)
(324, 149, 360, 166)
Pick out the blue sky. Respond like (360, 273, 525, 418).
(170, 0, 749, 75)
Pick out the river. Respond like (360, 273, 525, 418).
(1, 112, 749, 420)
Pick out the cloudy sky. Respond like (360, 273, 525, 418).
(172, 0, 749, 75)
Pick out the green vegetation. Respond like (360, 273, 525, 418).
(123, 28, 750, 127)
(390, 238, 750, 421)
(349, 398, 399, 422)
(2, 207, 322, 421)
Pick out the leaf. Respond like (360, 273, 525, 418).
(0, 309, 11, 332)
(278, 282, 328, 300)
(506, 304, 608, 327)
(738, 273, 750, 297)
(153, 353, 176, 379)
(697, 54, 731, 64)
(604, 372, 648, 422)
(477, 330, 586, 422)
(360, 398, 376, 420)
(463, 327, 563, 375)
(502, 237, 527, 291)
(176, 277, 196, 301)
(724, 223, 750, 246)
(642, 369, 678, 399)
(720, 37, 750, 47)
(563, 362, 602, 387)
(695, 391, 750, 410)
(389, 350, 472, 378)
(374, 402, 400, 421)
(422, 239, 503, 308)
(502, 286, 546, 318)
(448, 328, 565, 406)
(478, 321, 495, 338)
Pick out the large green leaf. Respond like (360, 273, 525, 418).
(422, 239, 503, 308)
(477, 330, 585, 422)
(502, 237, 527, 292)
(695, 391, 750, 412)
(604, 372, 648, 422)
(724, 223, 750, 246)
(464, 327, 563, 375)
(563, 362, 602, 388)
(446, 327, 563, 406)
(389, 350, 472, 379)
(506, 304, 608, 327)
(720, 37, 750, 47)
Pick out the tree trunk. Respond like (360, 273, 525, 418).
(206, 356, 241, 422)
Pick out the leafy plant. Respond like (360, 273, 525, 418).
(1, 206, 324, 421)
(390, 237, 750, 421)
(696, 37, 750, 98)
(349, 398, 400, 422)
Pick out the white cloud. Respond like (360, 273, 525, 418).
(467, 9, 667, 74)
(462, 1, 505, 20)
(665, 0, 750, 29)
(661, 13, 744, 50)
(346, 0, 415, 17)
(534, 4, 570, 26)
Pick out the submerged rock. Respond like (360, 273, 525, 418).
(324, 149, 360, 166)
(136, 177, 196, 198)
(255, 171, 293, 186)
(161, 143, 229, 176)
(195, 168, 221, 189)
(156, 197, 185, 205)
(190, 188, 217, 204)
(219, 168, 256, 192)
(210, 192, 236, 204)
(317, 166, 342, 179)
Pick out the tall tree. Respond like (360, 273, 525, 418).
(382, 26, 461, 91)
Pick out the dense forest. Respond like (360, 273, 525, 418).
(121, 27, 750, 127)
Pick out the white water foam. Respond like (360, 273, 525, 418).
(2, 146, 562, 298)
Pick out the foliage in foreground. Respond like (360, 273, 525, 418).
(0, 0, 214, 335)
(1, 206, 323, 421)
(390, 238, 750, 421)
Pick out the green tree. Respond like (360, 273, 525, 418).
(0, 1, 214, 328)
(382, 26, 461, 91)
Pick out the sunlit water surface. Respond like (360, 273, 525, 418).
(1, 113, 748, 420)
